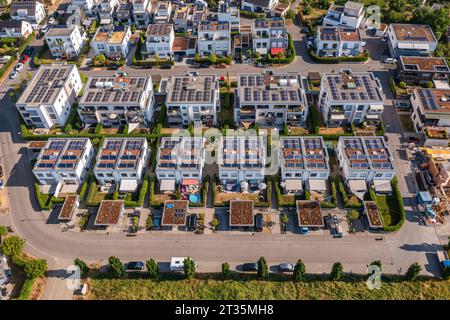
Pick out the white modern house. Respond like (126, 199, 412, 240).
(0, 20, 33, 38)
(91, 25, 131, 59)
(96, 0, 119, 25)
(162, 72, 220, 127)
(155, 137, 206, 191)
(197, 21, 231, 56)
(252, 18, 288, 56)
(132, 0, 152, 28)
(33, 138, 94, 188)
(67, 0, 95, 13)
(153, 1, 172, 24)
(387, 23, 438, 58)
(78, 73, 154, 127)
(279, 136, 330, 192)
(45, 25, 84, 59)
(94, 138, 149, 192)
(10, 0, 46, 25)
(116, 1, 132, 24)
(144, 23, 175, 58)
(318, 70, 385, 126)
(16, 64, 83, 129)
(410, 88, 450, 132)
(322, 1, 364, 29)
(217, 0, 240, 33)
(241, 0, 278, 14)
(172, 4, 190, 32)
(315, 26, 364, 57)
(217, 135, 267, 190)
(235, 71, 308, 128)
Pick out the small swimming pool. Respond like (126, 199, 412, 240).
(189, 194, 200, 204)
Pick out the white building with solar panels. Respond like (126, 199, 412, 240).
(16, 64, 83, 129)
(410, 88, 450, 132)
(197, 21, 231, 56)
(78, 73, 154, 128)
(162, 72, 220, 127)
(279, 136, 330, 193)
(93, 138, 148, 191)
(318, 70, 385, 127)
(235, 71, 308, 128)
(33, 138, 94, 187)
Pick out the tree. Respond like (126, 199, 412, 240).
(280, 214, 289, 226)
(183, 257, 196, 279)
(0, 226, 7, 237)
(285, 9, 295, 20)
(146, 259, 159, 279)
(398, 81, 407, 89)
(24, 259, 48, 279)
(64, 123, 72, 133)
(94, 54, 106, 66)
(293, 259, 306, 282)
(0, 235, 25, 257)
(303, 5, 312, 15)
(347, 209, 360, 221)
(108, 256, 125, 278)
(221, 262, 230, 277)
(257, 257, 268, 280)
(209, 53, 218, 65)
(405, 262, 422, 280)
(210, 216, 219, 231)
(330, 262, 344, 281)
(154, 53, 160, 66)
(74, 258, 89, 277)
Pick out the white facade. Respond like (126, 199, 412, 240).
(153, 1, 172, 24)
(315, 27, 364, 57)
(410, 88, 450, 132)
(33, 138, 94, 186)
(132, 0, 152, 28)
(217, 0, 240, 33)
(97, 0, 119, 24)
(91, 25, 131, 58)
(45, 25, 84, 59)
(387, 23, 438, 58)
(145, 24, 175, 58)
(197, 21, 231, 56)
(252, 18, 287, 56)
(0, 20, 33, 38)
(68, 0, 95, 13)
(240, 0, 278, 13)
(322, 1, 364, 29)
(10, 1, 46, 25)
(16, 64, 83, 129)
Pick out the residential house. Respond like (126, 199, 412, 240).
(190, 5, 207, 32)
(162, 72, 220, 127)
(144, 23, 175, 58)
(318, 70, 385, 126)
(252, 18, 287, 56)
(229, 200, 255, 229)
(172, 4, 189, 32)
(161, 200, 189, 229)
(94, 138, 149, 191)
(322, 1, 364, 29)
(235, 71, 308, 128)
(315, 26, 364, 57)
(387, 24, 437, 58)
(94, 200, 125, 227)
(271, 2, 289, 18)
(132, 0, 152, 28)
(240, 0, 278, 13)
(16, 64, 83, 129)
(396, 56, 450, 85)
(0, 20, 33, 38)
(410, 88, 450, 132)
(153, 1, 172, 24)
(67, 0, 96, 13)
(197, 21, 231, 56)
(91, 25, 131, 58)
(279, 136, 330, 193)
(217, 0, 240, 33)
(171, 36, 197, 57)
(217, 135, 267, 190)
(45, 25, 84, 59)
(155, 136, 206, 191)
(33, 138, 94, 188)
(78, 73, 154, 127)
(233, 24, 251, 57)
(96, 0, 119, 25)
(116, 1, 132, 24)
(10, 0, 46, 25)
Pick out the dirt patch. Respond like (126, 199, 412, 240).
(153, 193, 173, 203)
(101, 128, 121, 134)
(319, 127, 346, 135)
(289, 127, 309, 135)
(29, 277, 46, 300)
(0, 189, 10, 214)
(215, 190, 258, 203)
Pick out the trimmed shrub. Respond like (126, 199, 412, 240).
(405, 262, 421, 281)
(257, 257, 268, 280)
(24, 258, 48, 279)
(0, 235, 25, 257)
(74, 258, 89, 277)
(108, 256, 125, 278)
(330, 262, 344, 281)
(183, 257, 196, 279)
(293, 259, 306, 282)
(222, 262, 230, 278)
(146, 258, 159, 279)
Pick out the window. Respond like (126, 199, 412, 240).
(310, 173, 317, 177)
(375, 173, 383, 177)
(121, 173, 128, 177)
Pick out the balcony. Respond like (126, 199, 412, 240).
(287, 105, 304, 113)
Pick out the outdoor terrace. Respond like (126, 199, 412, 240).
(94, 200, 124, 226)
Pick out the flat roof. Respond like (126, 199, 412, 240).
(93, 26, 129, 44)
(296, 200, 324, 227)
(400, 56, 450, 73)
(280, 136, 329, 171)
(391, 24, 436, 43)
(34, 138, 90, 171)
(416, 89, 450, 114)
(254, 18, 285, 29)
(146, 23, 173, 36)
(198, 21, 229, 32)
(229, 200, 254, 226)
(46, 25, 77, 37)
(157, 137, 204, 171)
(58, 195, 78, 220)
(94, 200, 124, 226)
(172, 36, 188, 51)
(165, 73, 218, 104)
(364, 201, 383, 228)
(95, 138, 147, 171)
(219, 135, 265, 169)
(162, 200, 189, 226)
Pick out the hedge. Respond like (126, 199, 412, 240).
(33, 179, 64, 210)
(149, 176, 163, 208)
(308, 48, 369, 64)
(267, 33, 296, 64)
(18, 278, 36, 300)
(239, 10, 266, 19)
(79, 175, 91, 201)
(337, 177, 363, 209)
(194, 54, 232, 65)
(86, 180, 100, 207)
(0, 55, 16, 78)
(320, 177, 337, 208)
(383, 177, 405, 232)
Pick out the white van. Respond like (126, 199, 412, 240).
(170, 257, 187, 271)
(0, 56, 12, 63)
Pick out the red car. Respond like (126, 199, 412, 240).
(20, 54, 29, 63)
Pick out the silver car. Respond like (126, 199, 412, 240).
(278, 263, 294, 272)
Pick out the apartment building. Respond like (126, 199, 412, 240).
(97, 0, 119, 24)
(322, 1, 364, 29)
(217, 0, 240, 33)
(318, 70, 385, 126)
(410, 88, 450, 132)
(387, 24, 437, 58)
(191, 5, 207, 31)
(235, 71, 308, 128)
(132, 0, 152, 28)
(67, 0, 95, 13)
(218, 135, 267, 190)
(197, 21, 231, 56)
(33, 138, 94, 187)
(279, 136, 330, 192)
(78, 73, 154, 127)
(252, 18, 287, 56)
(16, 64, 83, 129)
(162, 72, 220, 127)
(116, 1, 132, 24)
(155, 137, 206, 191)
(0, 20, 33, 38)
(91, 25, 131, 58)
(396, 56, 450, 85)
(45, 25, 84, 59)
(153, 1, 172, 24)
(10, 1, 46, 25)
(241, 0, 278, 13)
(336, 137, 395, 186)
(144, 23, 175, 58)
(172, 4, 189, 32)
(315, 26, 364, 57)
(94, 138, 148, 191)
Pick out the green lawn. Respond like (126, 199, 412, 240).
(376, 195, 399, 227)
(90, 275, 450, 300)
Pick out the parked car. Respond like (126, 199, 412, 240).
(9, 71, 18, 79)
(48, 17, 56, 24)
(41, 24, 51, 34)
(20, 54, 29, 63)
(332, 215, 339, 226)
(215, 63, 227, 69)
(255, 61, 266, 68)
(254, 214, 263, 232)
(195, 63, 210, 68)
(299, 227, 309, 234)
(242, 263, 258, 272)
(126, 261, 144, 271)
(23, 46, 33, 56)
(383, 58, 397, 64)
(395, 101, 411, 109)
(14, 63, 23, 71)
(152, 216, 161, 230)
(278, 263, 294, 272)
(187, 214, 197, 231)
(160, 64, 172, 69)
(333, 224, 343, 238)
(0, 55, 12, 63)
(107, 64, 119, 70)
